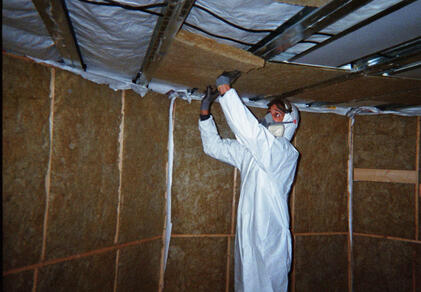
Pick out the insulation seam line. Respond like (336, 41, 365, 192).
(3, 236, 162, 276)
(225, 238, 231, 292)
(113, 249, 120, 292)
(163, 96, 176, 271)
(114, 90, 126, 244)
(353, 233, 421, 244)
(41, 67, 55, 261)
(348, 117, 355, 292)
(33, 67, 56, 292)
(32, 269, 38, 292)
(293, 232, 348, 236)
(113, 90, 126, 292)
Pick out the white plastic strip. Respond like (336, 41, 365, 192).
(163, 96, 176, 270)
(28, 57, 149, 96)
(23, 58, 421, 117)
(348, 117, 355, 247)
(347, 116, 355, 291)
(149, 79, 421, 117)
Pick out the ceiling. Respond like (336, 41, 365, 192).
(3, 0, 421, 108)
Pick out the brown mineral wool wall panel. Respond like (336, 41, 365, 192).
(353, 182, 414, 239)
(3, 270, 34, 292)
(293, 76, 421, 104)
(164, 237, 227, 291)
(293, 112, 348, 233)
(353, 235, 414, 292)
(37, 251, 115, 291)
(118, 91, 168, 243)
(116, 239, 161, 292)
(234, 62, 344, 98)
(45, 70, 121, 259)
(172, 101, 234, 234)
(354, 115, 417, 170)
(294, 235, 348, 291)
(2, 56, 51, 270)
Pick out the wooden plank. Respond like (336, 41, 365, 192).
(353, 232, 421, 244)
(275, 0, 332, 7)
(354, 168, 417, 184)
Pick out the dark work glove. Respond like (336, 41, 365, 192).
(216, 70, 241, 87)
(200, 86, 218, 112)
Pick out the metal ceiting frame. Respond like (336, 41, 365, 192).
(290, 0, 417, 62)
(134, 0, 195, 84)
(32, 0, 85, 69)
(250, 0, 373, 60)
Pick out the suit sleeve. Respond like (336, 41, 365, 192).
(218, 89, 298, 174)
(199, 115, 246, 169)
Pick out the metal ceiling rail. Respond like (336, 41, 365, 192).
(250, 0, 373, 60)
(248, 6, 316, 54)
(135, 0, 196, 84)
(290, 0, 417, 62)
(32, 0, 85, 69)
(352, 37, 421, 76)
(269, 38, 421, 99)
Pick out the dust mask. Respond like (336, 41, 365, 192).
(260, 113, 285, 137)
(268, 124, 285, 137)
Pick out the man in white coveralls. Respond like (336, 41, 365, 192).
(198, 71, 300, 292)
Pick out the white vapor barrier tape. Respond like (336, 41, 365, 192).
(149, 79, 421, 117)
(348, 116, 355, 291)
(164, 96, 176, 270)
(28, 57, 149, 96)
(20, 61, 421, 117)
(348, 117, 355, 247)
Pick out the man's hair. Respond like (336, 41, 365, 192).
(267, 98, 292, 114)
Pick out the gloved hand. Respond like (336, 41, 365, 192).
(216, 70, 241, 87)
(200, 86, 218, 113)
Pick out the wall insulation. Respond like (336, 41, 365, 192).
(353, 115, 420, 292)
(293, 112, 349, 291)
(3, 55, 165, 291)
(3, 54, 421, 292)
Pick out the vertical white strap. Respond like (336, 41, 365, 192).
(164, 96, 176, 270)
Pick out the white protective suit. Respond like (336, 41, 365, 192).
(199, 89, 299, 292)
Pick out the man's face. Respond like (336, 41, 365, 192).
(268, 104, 285, 122)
